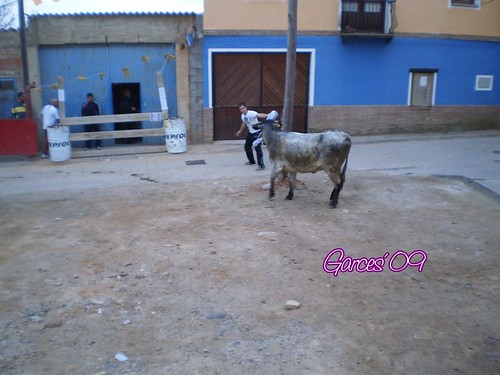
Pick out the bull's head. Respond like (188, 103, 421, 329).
(252, 120, 282, 131)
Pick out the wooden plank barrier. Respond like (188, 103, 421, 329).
(56, 74, 171, 143)
(59, 113, 167, 141)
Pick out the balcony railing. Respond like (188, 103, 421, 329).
(340, 0, 397, 35)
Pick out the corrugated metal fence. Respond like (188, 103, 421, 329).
(38, 44, 177, 146)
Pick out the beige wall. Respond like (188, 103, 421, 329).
(204, 0, 500, 38)
(396, 0, 500, 37)
(204, 0, 337, 31)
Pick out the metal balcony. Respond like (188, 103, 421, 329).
(340, 0, 397, 38)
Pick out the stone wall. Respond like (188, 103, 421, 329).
(0, 29, 22, 86)
(203, 107, 214, 144)
(308, 105, 500, 135)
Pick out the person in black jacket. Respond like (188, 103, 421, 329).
(81, 93, 102, 150)
(116, 88, 141, 144)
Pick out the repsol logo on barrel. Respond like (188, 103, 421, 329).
(166, 133, 186, 140)
(49, 141, 71, 147)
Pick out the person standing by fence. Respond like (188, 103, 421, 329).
(40, 98, 60, 158)
(81, 93, 102, 150)
(11, 92, 26, 119)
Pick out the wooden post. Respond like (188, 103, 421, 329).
(57, 76, 66, 118)
(175, 41, 191, 144)
(282, 0, 297, 132)
(156, 71, 169, 118)
(18, 0, 29, 88)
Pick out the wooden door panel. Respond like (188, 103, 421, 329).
(213, 54, 261, 106)
(262, 54, 286, 106)
(295, 54, 309, 105)
(213, 53, 310, 140)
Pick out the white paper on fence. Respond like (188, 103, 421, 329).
(158, 87, 168, 112)
(149, 112, 162, 122)
(58, 89, 65, 102)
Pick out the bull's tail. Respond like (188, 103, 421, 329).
(340, 136, 351, 185)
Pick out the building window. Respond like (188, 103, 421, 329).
(450, 0, 480, 9)
(475, 75, 494, 91)
(409, 69, 438, 107)
(365, 2, 382, 13)
(0, 79, 15, 91)
(343, 2, 359, 12)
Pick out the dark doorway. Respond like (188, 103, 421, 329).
(112, 83, 142, 144)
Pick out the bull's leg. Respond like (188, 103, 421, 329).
(286, 172, 297, 200)
(269, 174, 276, 198)
(327, 170, 342, 208)
(269, 163, 282, 199)
(329, 186, 340, 208)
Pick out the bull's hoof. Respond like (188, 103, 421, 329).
(330, 202, 337, 208)
(269, 191, 275, 199)
(285, 194, 293, 200)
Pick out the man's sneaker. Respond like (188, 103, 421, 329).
(96, 146, 101, 150)
(41, 153, 48, 159)
(245, 162, 256, 165)
(84, 147, 88, 151)
(256, 165, 265, 171)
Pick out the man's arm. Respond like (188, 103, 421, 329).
(235, 122, 246, 137)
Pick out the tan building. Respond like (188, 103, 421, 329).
(1, 12, 203, 149)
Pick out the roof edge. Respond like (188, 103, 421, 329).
(28, 11, 201, 18)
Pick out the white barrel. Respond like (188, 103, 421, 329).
(165, 118, 187, 153)
(47, 126, 71, 162)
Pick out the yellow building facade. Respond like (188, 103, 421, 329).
(205, 0, 500, 37)
(202, 0, 499, 139)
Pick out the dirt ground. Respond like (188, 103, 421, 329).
(0, 162, 499, 374)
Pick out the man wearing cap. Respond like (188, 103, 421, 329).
(11, 92, 26, 119)
(81, 93, 102, 150)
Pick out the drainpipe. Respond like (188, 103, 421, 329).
(18, 0, 29, 88)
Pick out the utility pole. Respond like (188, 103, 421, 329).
(18, 0, 29, 88)
(282, 0, 297, 132)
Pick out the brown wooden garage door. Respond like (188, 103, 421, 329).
(212, 53, 310, 140)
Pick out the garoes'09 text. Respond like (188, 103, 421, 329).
(323, 247, 427, 277)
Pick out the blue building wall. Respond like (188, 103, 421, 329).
(204, 35, 500, 107)
(39, 44, 178, 146)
